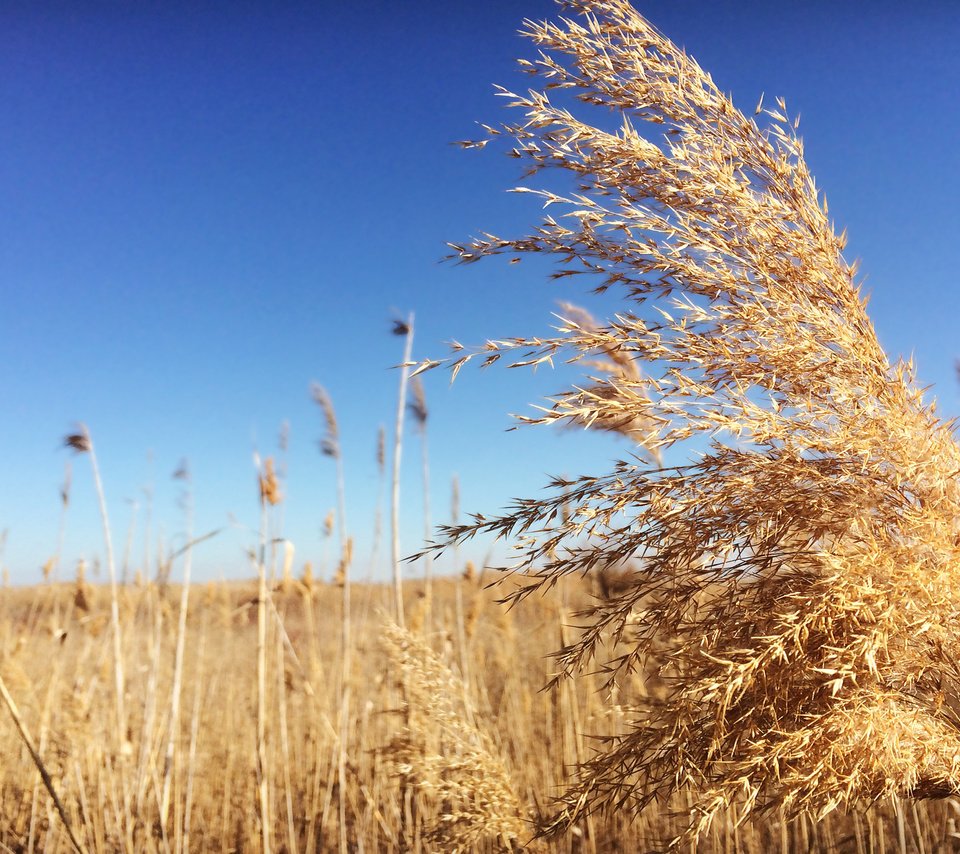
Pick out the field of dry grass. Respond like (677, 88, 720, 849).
(0, 573, 958, 852)
(6, 1, 960, 851)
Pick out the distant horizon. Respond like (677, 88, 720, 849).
(8, 563, 473, 590)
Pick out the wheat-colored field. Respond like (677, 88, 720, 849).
(7, 1, 960, 850)
(0, 573, 956, 852)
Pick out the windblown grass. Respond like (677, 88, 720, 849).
(416, 0, 960, 843)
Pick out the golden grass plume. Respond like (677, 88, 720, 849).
(382, 620, 527, 851)
(416, 0, 960, 841)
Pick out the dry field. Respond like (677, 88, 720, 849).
(0, 574, 956, 852)
(6, 1, 960, 851)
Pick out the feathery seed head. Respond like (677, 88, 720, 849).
(434, 0, 960, 840)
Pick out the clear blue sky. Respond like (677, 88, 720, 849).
(2, 1, 959, 586)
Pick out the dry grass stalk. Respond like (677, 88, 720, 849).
(310, 382, 353, 851)
(408, 377, 434, 620)
(369, 425, 387, 576)
(3, 575, 960, 849)
(159, 463, 193, 829)
(254, 453, 274, 854)
(301, 560, 315, 594)
(382, 619, 528, 851)
(391, 313, 415, 627)
(419, 0, 960, 842)
(0, 673, 86, 853)
(64, 427, 128, 804)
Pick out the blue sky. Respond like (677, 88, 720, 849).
(2, 2, 959, 585)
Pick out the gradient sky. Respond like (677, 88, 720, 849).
(2, 1, 959, 586)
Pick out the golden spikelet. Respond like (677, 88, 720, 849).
(464, 591, 484, 643)
(258, 456, 282, 506)
(333, 538, 353, 589)
(310, 382, 340, 459)
(301, 561, 315, 594)
(382, 620, 527, 850)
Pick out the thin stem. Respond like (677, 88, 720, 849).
(84, 431, 126, 751)
(160, 479, 194, 827)
(419, 416, 432, 626)
(257, 496, 272, 854)
(0, 673, 87, 854)
(334, 443, 351, 853)
(391, 313, 415, 628)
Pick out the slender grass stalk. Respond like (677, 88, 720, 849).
(64, 428, 126, 756)
(182, 621, 207, 854)
(450, 475, 472, 705)
(256, 453, 279, 854)
(26, 652, 66, 851)
(276, 624, 298, 854)
(256, 508, 271, 854)
(391, 314, 414, 628)
(134, 584, 163, 814)
(892, 796, 910, 854)
(273, 420, 291, 582)
(408, 377, 433, 625)
(556, 604, 597, 854)
(0, 672, 87, 854)
(369, 426, 386, 576)
(310, 384, 353, 852)
(160, 463, 194, 827)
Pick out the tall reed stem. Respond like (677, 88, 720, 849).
(160, 468, 194, 827)
(255, 458, 273, 854)
(391, 313, 414, 628)
(409, 378, 432, 625)
(310, 383, 353, 850)
(68, 428, 126, 752)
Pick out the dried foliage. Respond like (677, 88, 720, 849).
(258, 457, 282, 507)
(310, 382, 341, 459)
(63, 430, 91, 455)
(9, 577, 928, 852)
(422, 0, 960, 841)
(382, 620, 527, 851)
